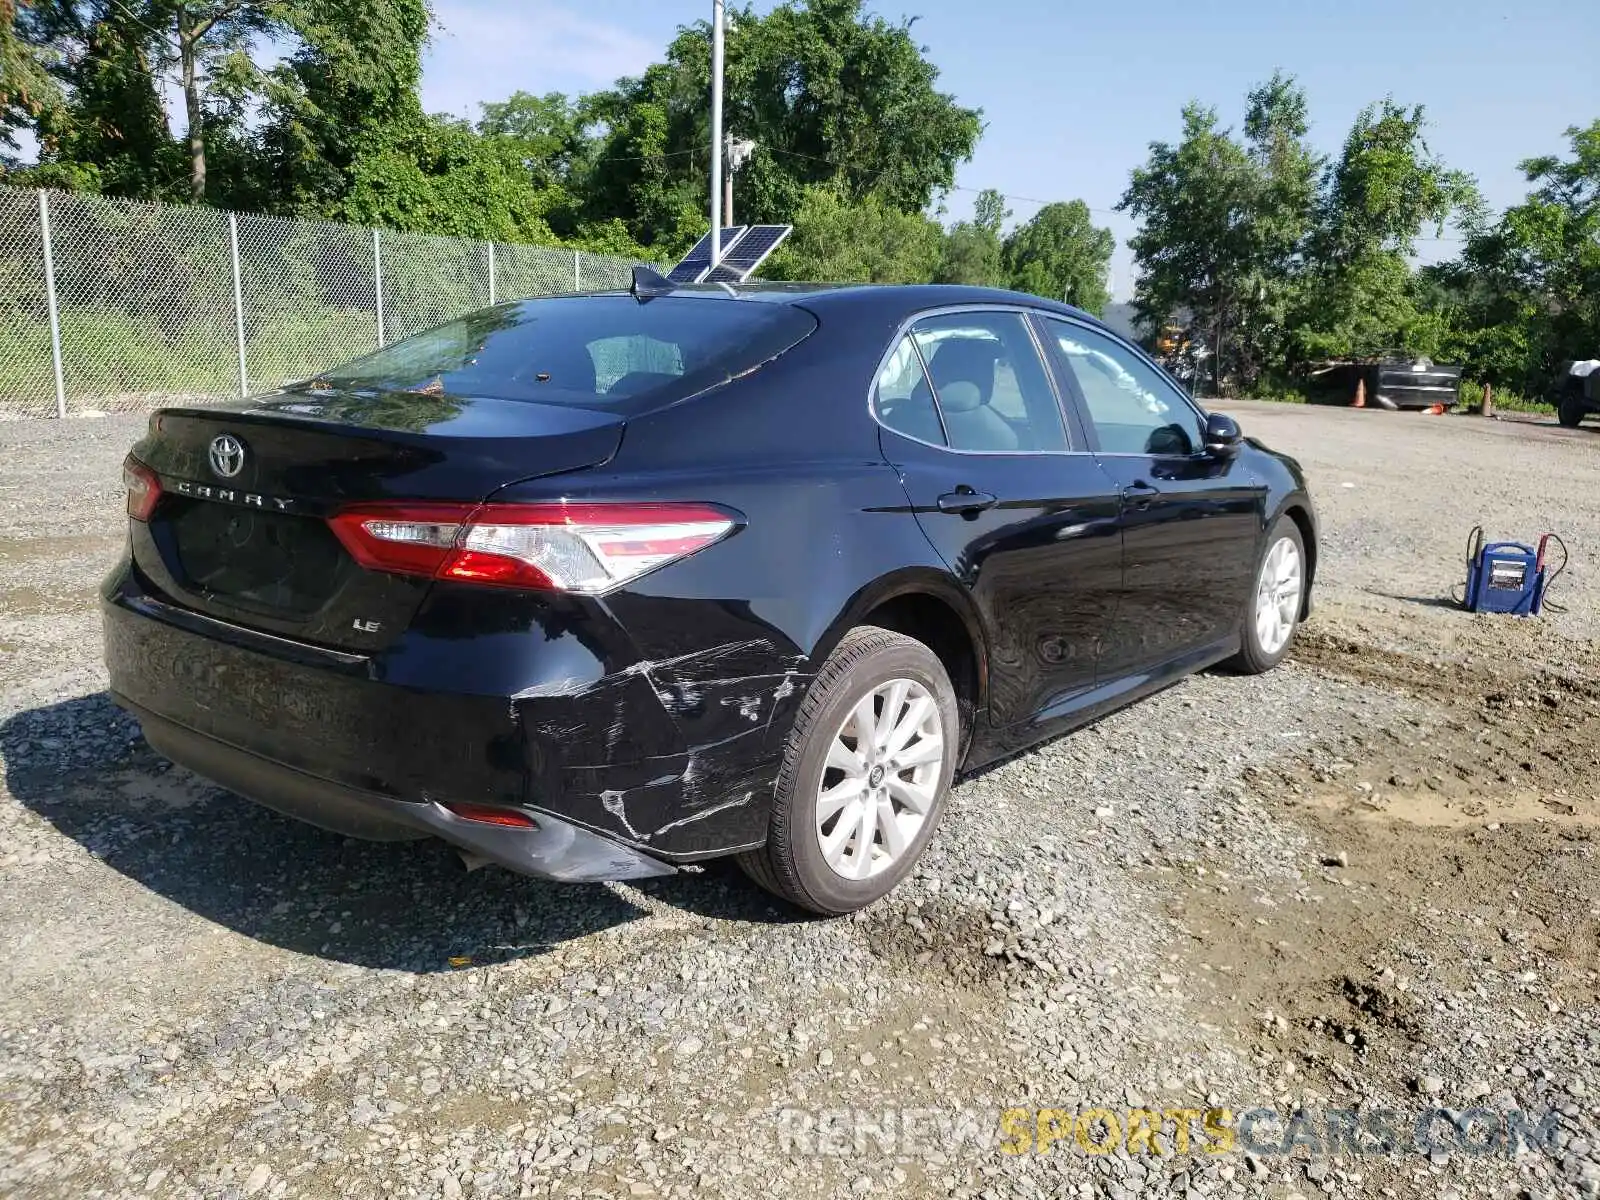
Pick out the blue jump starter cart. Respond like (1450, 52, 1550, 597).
(1462, 527, 1563, 616)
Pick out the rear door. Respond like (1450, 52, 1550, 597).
(1037, 316, 1265, 680)
(875, 307, 1123, 728)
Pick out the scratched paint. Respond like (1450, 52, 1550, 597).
(598, 789, 644, 840)
(649, 791, 756, 840)
(512, 638, 817, 855)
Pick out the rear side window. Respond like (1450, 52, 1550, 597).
(306, 296, 817, 413)
(910, 312, 1069, 452)
(874, 335, 946, 445)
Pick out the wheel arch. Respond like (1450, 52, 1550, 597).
(810, 568, 988, 761)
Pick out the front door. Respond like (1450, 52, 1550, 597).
(873, 308, 1123, 728)
(1037, 316, 1266, 682)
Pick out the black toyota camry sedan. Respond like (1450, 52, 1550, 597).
(103, 282, 1316, 914)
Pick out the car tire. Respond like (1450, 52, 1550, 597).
(1229, 517, 1306, 675)
(1558, 385, 1586, 428)
(737, 625, 958, 915)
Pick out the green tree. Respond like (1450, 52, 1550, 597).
(767, 184, 945, 283)
(1234, 72, 1320, 382)
(1119, 101, 1266, 391)
(1, 0, 65, 158)
(257, 0, 431, 218)
(583, 0, 981, 253)
(1002, 199, 1113, 313)
(11, 0, 290, 200)
(1290, 99, 1479, 360)
(8, 0, 179, 196)
(1120, 75, 1325, 391)
(1429, 120, 1600, 393)
(337, 114, 558, 243)
(160, 0, 284, 200)
(935, 187, 1007, 286)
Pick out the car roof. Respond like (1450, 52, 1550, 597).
(594, 280, 1111, 333)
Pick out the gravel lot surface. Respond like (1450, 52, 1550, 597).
(0, 402, 1597, 1199)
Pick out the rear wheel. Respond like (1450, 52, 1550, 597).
(737, 625, 957, 915)
(1229, 517, 1306, 674)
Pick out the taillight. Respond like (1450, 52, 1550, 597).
(123, 457, 161, 521)
(327, 501, 738, 594)
(442, 802, 537, 829)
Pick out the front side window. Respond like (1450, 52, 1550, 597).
(1046, 319, 1202, 455)
(909, 312, 1069, 452)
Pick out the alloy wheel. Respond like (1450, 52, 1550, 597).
(814, 677, 945, 880)
(1255, 535, 1303, 656)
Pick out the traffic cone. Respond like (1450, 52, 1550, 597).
(1352, 378, 1366, 408)
(1424, 403, 1444, 415)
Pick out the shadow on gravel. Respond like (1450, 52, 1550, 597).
(3, 694, 801, 973)
(1364, 588, 1462, 610)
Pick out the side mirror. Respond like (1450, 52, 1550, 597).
(1203, 412, 1242, 457)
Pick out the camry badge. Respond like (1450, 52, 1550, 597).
(209, 434, 245, 479)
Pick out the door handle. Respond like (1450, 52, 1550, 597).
(936, 489, 998, 514)
(1121, 481, 1160, 510)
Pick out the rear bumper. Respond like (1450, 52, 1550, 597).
(102, 558, 801, 869)
(121, 697, 675, 880)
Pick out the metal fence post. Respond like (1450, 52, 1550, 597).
(38, 191, 67, 418)
(487, 242, 496, 306)
(229, 214, 248, 397)
(574, 249, 581, 293)
(373, 228, 386, 347)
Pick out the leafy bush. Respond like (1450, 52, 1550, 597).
(1458, 379, 1551, 414)
(1250, 375, 1310, 404)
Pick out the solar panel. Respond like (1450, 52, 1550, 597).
(700, 225, 793, 283)
(665, 226, 747, 283)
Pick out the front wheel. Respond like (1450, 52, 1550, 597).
(1229, 517, 1306, 674)
(737, 625, 958, 915)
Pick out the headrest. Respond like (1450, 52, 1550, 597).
(938, 380, 983, 413)
(927, 338, 999, 401)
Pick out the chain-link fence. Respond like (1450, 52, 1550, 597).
(0, 186, 650, 418)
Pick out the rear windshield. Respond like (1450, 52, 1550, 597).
(303, 295, 817, 411)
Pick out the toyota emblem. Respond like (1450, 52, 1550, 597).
(208, 434, 246, 479)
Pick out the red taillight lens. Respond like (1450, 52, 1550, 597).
(123, 457, 161, 521)
(326, 501, 738, 594)
(443, 802, 538, 829)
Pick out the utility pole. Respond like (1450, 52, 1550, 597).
(710, 0, 725, 269)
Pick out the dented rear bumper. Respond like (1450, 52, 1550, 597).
(102, 559, 811, 870)
(124, 697, 677, 880)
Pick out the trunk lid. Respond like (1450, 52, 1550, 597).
(128, 387, 623, 652)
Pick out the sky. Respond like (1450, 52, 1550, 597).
(423, 0, 1598, 299)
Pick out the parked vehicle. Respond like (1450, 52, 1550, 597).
(1310, 353, 1463, 410)
(1556, 360, 1600, 428)
(103, 282, 1317, 914)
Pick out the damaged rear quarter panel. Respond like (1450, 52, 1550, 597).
(532, 458, 937, 856)
(487, 342, 961, 858)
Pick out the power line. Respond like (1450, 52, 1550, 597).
(944, 182, 1122, 218)
(594, 144, 708, 165)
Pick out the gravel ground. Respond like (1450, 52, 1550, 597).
(0, 402, 1596, 1199)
